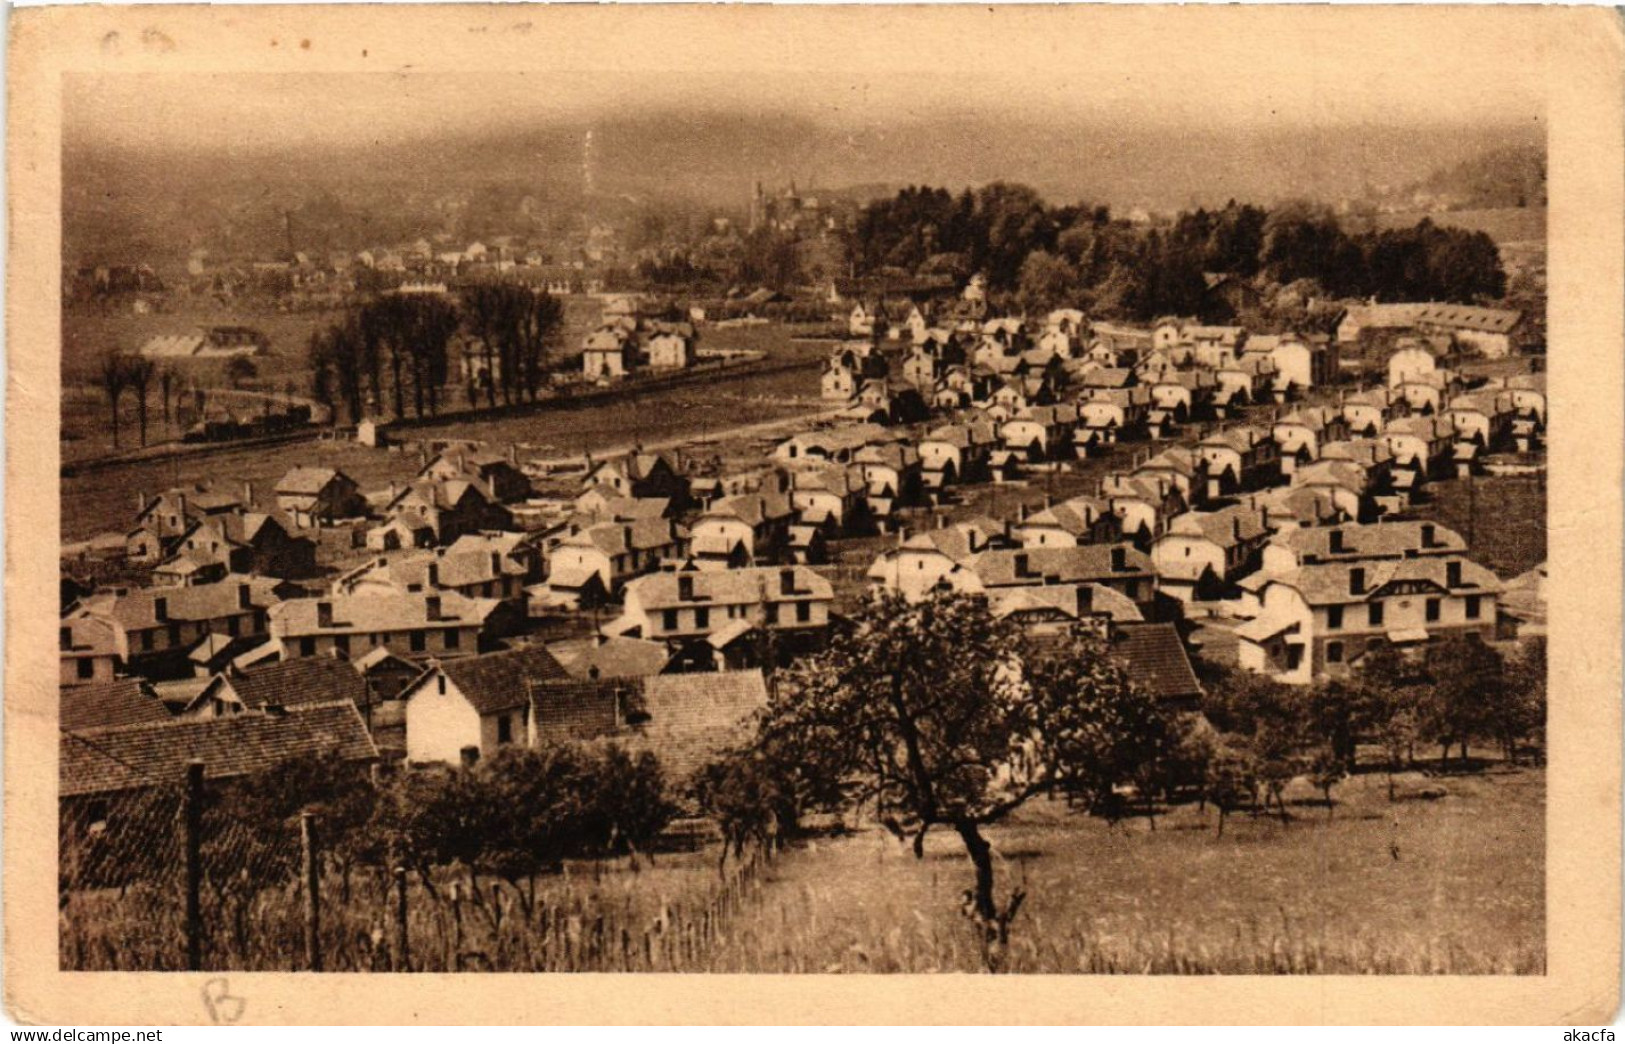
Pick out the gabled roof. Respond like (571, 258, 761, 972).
(73, 577, 282, 631)
(558, 636, 672, 680)
(1268, 520, 1466, 560)
(270, 590, 499, 635)
(61, 700, 378, 798)
(1162, 504, 1270, 549)
(275, 467, 347, 496)
(194, 657, 370, 715)
(60, 679, 173, 731)
(627, 566, 833, 611)
(1260, 555, 1502, 607)
(429, 645, 572, 716)
(620, 671, 770, 783)
(1110, 623, 1203, 703)
(972, 544, 1151, 588)
(561, 518, 678, 556)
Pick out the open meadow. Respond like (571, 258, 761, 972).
(709, 765, 1545, 974)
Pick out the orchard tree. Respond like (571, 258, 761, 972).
(588, 744, 678, 867)
(751, 591, 1162, 965)
(1422, 635, 1507, 765)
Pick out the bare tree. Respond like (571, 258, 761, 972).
(125, 355, 156, 447)
(97, 351, 132, 450)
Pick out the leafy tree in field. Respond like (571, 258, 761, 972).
(1421, 635, 1508, 765)
(691, 748, 796, 875)
(1498, 637, 1547, 764)
(749, 591, 1160, 965)
(587, 745, 677, 867)
(1207, 738, 1260, 838)
(471, 745, 597, 914)
(1307, 746, 1346, 819)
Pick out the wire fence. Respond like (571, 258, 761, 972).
(59, 738, 773, 972)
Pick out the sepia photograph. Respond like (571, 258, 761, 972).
(8, 2, 1622, 1025)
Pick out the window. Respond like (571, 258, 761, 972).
(1465, 595, 1482, 620)
(227, 616, 240, 637)
(141, 631, 155, 652)
(797, 601, 812, 623)
(335, 634, 350, 657)
(409, 630, 427, 652)
(1326, 641, 1344, 664)
(167, 624, 182, 647)
(77, 658, 95, 680)
(1369, 602, 1384, 627)
(663, 609, 679, 631)
(1425, 598, 1441, 623)
(695, 607, 710, 629)
(300, 637, 316, 657)
(765, 602, 780, 625)
(1326, 605, 1343, 630)
(444, 628, 460, 650)
(497, 714, 513, 745)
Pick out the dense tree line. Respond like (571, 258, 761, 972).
(308, 284, 561, 423)
(849, 186, 1507, 320)
(224, 742, 677, 914)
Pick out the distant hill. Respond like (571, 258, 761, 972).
(1400, 144, 1546, 211)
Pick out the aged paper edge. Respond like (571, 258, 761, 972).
(6, 4, 1621, 1026)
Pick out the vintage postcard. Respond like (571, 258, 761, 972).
(7, 3, 1622, 1026)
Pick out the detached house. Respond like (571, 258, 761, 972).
(401, 645, 571, 764)
(1010, 496, 1118, 549)
(688, 487, 796, 569)
(1259, 520, 1466, 577)
(585, 452, 689, 506)
(418, 446, 531, 504)
(274, 467, 365, 528)
(1271, 407, 1351, 475)
(918, 420, 997, 488)
(378, 478, 513, 548)
(1195, 426, 1279, 497)
(866, 521, 1003, 602)
(1341, 387, 1405, 437)
(127, 485, 251, 563)
(546, 518, 682, 607)
(1077, 387, 1152, 453)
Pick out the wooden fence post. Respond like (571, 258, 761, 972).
(394, 866, 410, 972)
(183, 760, 204, 972)
(301, 812, 322, 972)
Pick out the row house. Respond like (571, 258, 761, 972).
(1195, 425, 1280, 498)
(616, 566, 835, 664)
(333, 546, 529, 605)
(274, 467, 366, 528)
(1077, 386, 1152, 454)
(1259, 520, 1466, 577)
(546, 518, 682, 607)
(966, 544, 1156, 609)
(447, 531, 545, 583)
(270, 590, 510, 662)
(1236, 555, 1503, 684)
(64, 578, 286, 681)
(1184, 325, 1248, 369)
(1272, 406, 1352, 476)
(1010, 495, 1119, 549)
(1150, 503, 1272, 602)
(688, 486, 796, 569)
(918, 420, 998, 489)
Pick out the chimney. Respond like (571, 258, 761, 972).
(678, 574, 695, 602)
(1261, 506, 1271, 530)
(237, 583, 252, 610)
(137, 492, 148, 512)
(1349, 567, 1366, 596)
(508, 443, 518, 465)
(1446, 560, 1462, 588)
(1420, 523, 1436, 548)
(1329, 529, 1346, 554)
(936, 512, 948, 529)
(242, 481, 254, 507)
(426, 595, 442, 621)
(780, 568, 796, 596)
(1111, 545, 1127, 572)
(1014, 552, 1031, 578)
(316, 601, 333, 628)
(154, 596, 169, 623)
(175, 493, 187, 520)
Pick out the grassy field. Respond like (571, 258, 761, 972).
(706, 766, 1545, 974)
(1407, 473, 1546, 578)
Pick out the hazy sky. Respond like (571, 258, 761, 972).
(66, 7, 1547, 155)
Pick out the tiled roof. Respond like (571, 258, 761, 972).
(60, 679, 173, 731)
(531, 678, 633, 744)
(76, 577, 282, 631)
(270, 590, 499, 636)
(1164, 504, 1270, 549)
(560, 636, 672, 680)
(972, 544, 1151, 588)
(276, 467, 344, 496)
(1110, 623, 1203, 702)
(991, 582, 1143, 623)
(618, 671, 769, 783)
(61, 700, 378, 798)
(1270, 520, 1465, 561)
(200, 657, 370, 713)
(1262, 555, 1502, 606)
(627, 566, 833, 611)
(436, 645, 572, 716)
